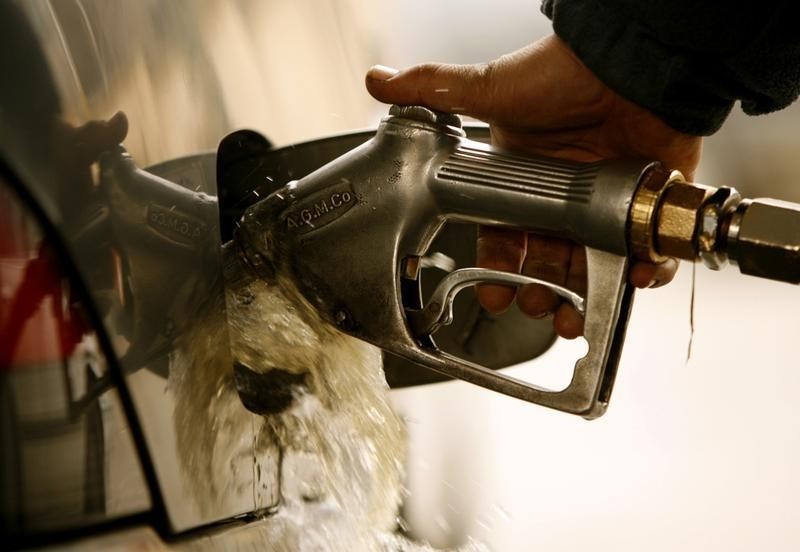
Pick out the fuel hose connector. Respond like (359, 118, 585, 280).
(629, 170, 800, 284)
(723, 198, 800, 283)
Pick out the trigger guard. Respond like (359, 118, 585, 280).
(399, 248, 634, 419)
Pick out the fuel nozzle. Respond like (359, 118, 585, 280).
(630, 171, 800, 284)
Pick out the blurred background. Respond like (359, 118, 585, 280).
(8, 0, 800, 550)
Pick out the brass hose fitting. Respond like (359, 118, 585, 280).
(655, 180, 716, 260)
(628, 164, 674, 263)
(628, 168, 735, 265)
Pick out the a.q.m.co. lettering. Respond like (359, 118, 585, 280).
(284, 185, 356, 234)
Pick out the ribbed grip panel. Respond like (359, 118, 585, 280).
(438, 144, 600, 203)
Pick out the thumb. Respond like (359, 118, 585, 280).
(67, 111, 129, 165)
(365, 62, 496, 120)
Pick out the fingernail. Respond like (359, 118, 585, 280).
(367, 65, 399, 81)
(527, 311, 554, 320)
(648, 279, 663, 289)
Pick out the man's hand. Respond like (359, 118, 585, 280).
(52, 111, 129, 220)
(365, 35, 701, 338)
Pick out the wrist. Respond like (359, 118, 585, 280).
(542, 0, 734, 136)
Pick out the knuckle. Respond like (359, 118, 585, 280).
(472, 61, 497, 109)
(475, 60, 496, 89)
(412, 63, 449, 88)
(522, 258, 568, 284)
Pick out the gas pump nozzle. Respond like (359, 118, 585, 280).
(234, 105, 800, 419)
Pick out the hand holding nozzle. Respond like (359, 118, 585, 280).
(232, 36, 799, 418)
(233, 103, 799, 418)
(366, 35, 700, 338)
(367, 36, 800, 334)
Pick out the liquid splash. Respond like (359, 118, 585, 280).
(169, 249, 484, 550)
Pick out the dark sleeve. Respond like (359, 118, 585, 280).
(541, 0, 800, 136)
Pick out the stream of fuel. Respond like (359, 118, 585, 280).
(168, 246, 488, 551)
